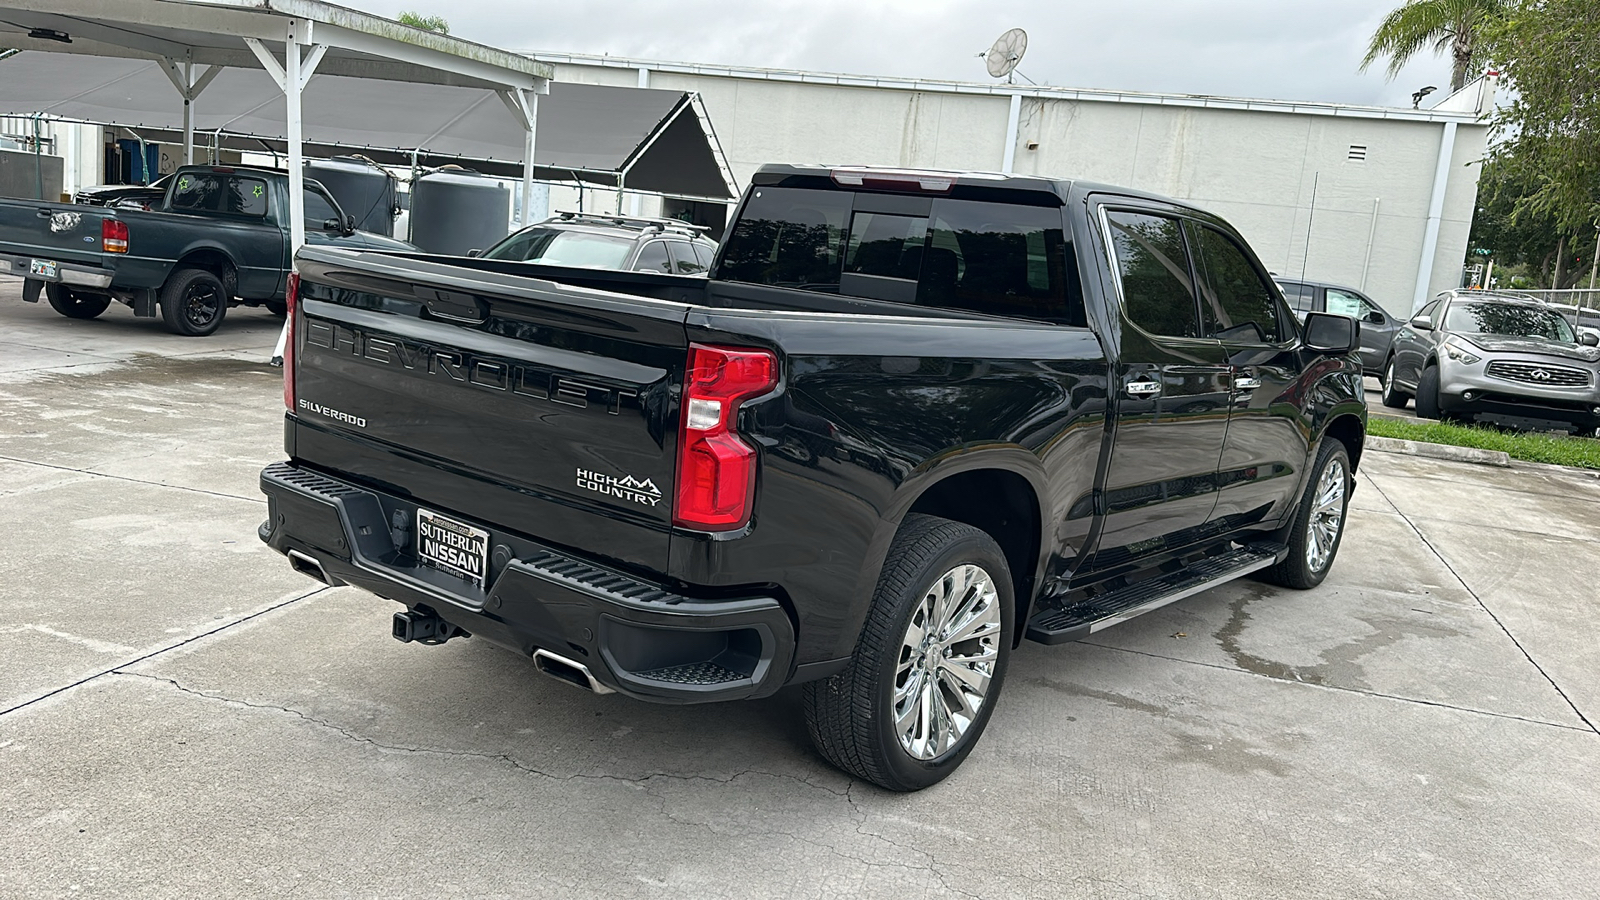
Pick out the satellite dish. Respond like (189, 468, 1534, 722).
(984, 28, 1028, 81)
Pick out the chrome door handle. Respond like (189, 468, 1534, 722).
(1126, 379, 1163, 398)
(1234, 376, 1262, 390)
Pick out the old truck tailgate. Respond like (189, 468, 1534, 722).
(0, 201, 113, 269)
(288, 247, 690, 575)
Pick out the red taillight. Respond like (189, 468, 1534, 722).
(673, 344, 777, 531)
(283, 271, 299, 411)
(101, 218, 128, 253)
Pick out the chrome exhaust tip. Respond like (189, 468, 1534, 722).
(532, 648, 615, 695)
(286, 549, 330, 584)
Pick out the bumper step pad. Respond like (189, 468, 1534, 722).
(1027, 543, 1284, 645)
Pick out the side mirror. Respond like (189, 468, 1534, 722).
(465, 248, 482, 258)
(1580, 332, 1599, 347)
(1409, 314, 1433, 330)
(1304, 312, 1359, 355)
(1365, 310, 1385, 325)
(344, 215, 357, 235)
(321, 217, 342, 233)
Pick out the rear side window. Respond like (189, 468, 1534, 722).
(632, 241, 672, 273)
(170, 173, 223, 213)
(917, 199, 1081, 325)
(667, 242, 706, 274)
(718, 187, 849, 290)
(1105, 211, 1199, 338)
(1276, 281, 1314, 310)
(1189, 224, 1284, 343)
(229, 177, 268, 217)
(716, 186, 1084, 324)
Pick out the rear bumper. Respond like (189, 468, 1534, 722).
(1, 253, 114, 289)
(258, 462, 795, 704)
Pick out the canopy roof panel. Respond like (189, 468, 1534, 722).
(0, 0, 551, 89)
(0, 51, 736, 198)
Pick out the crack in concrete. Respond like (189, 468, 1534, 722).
(1363, 477, 1599, 735)
(0, 453, 265, 505)
(0, 588, 326, 719)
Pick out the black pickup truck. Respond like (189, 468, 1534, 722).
(259, 165, 1366, 791)
(0, 164, 413, 335)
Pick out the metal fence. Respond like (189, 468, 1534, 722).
(0, 115, 58, 154)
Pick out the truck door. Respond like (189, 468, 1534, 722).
(1185, 220, 1309, 529)
(1090, 207, 1230, 566)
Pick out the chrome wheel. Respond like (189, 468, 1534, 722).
(893, 563, 1003, 761)
(1305, 457, 1347, 573)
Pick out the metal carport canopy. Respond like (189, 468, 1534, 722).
(0, 52, 738, 203)
(0, 0, 739, 250)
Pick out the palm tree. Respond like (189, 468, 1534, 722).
(1360, 0, 1506, 95)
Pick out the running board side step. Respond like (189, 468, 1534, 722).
(1026, 543, 1285, 645)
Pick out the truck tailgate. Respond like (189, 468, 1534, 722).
(0, 201, 109, 265)
(290, 248, 690, 575)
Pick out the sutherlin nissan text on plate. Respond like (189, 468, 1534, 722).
(259, 164, 1367, 791)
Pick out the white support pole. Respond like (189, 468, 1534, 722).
(285, 27, 306, 254)
(521, 91, 541, 226)
(1411, 121, 1457, 313)
(1001, 93, 1022, 174)
(182, 61, 195, 166)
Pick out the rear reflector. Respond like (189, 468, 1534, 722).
(674, 344, 777, 531)
(101, 218, 128, 253)
(283, 271, 299, 411)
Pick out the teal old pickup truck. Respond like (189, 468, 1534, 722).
(0, 165, 414, 335)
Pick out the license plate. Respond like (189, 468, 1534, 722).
(29, 259, 57, 278)
(416, 509, 490, 587)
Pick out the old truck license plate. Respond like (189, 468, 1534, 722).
(416, 509, 489, 587)
(29, 259, 58, 278)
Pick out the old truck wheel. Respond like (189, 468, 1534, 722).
(1258, 439, 1351, 590)
(802, 514, 1014, 791)
(160, 268, 228, 336)
(45, 284, 112, 320)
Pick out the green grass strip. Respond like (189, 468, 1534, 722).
(1367, 416, 1600, 470)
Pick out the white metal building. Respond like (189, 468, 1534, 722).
(529, 53, 1493, 315)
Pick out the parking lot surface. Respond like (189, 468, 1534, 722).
(3, 275, 1598, 899)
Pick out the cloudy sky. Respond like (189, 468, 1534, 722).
(351, 0, 1460, 108)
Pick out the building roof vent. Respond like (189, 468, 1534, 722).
(1348, 144, 1368, 162)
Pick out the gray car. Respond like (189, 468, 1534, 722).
(1380, 290, 1600, 434)
(475, 212, 717, 274)
(1275, 277, 1400, 375)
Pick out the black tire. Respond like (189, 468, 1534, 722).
(45, 284, 111, 320)
(1379, 357, 1411, 409)
(159, 268, 228, 336)
(264, 299, 288, 317)
(1414, 364, 1442, 420)
(1258, 439, 1352, 590)
(802, 514, 1015, 792)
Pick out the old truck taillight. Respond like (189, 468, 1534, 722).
(283, 271, 299, 411)
(101, 218, 128, 253)
(674, 344, 777, 531)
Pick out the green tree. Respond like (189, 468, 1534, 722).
(1361, 0, 1507, 94)
(398, 11, 449, 34)
(1481, 0, 1600, 237)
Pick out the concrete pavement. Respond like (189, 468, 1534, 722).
(3, 277, 1598, 899)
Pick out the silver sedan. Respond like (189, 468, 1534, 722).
(1379, 290, 1600, 435)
